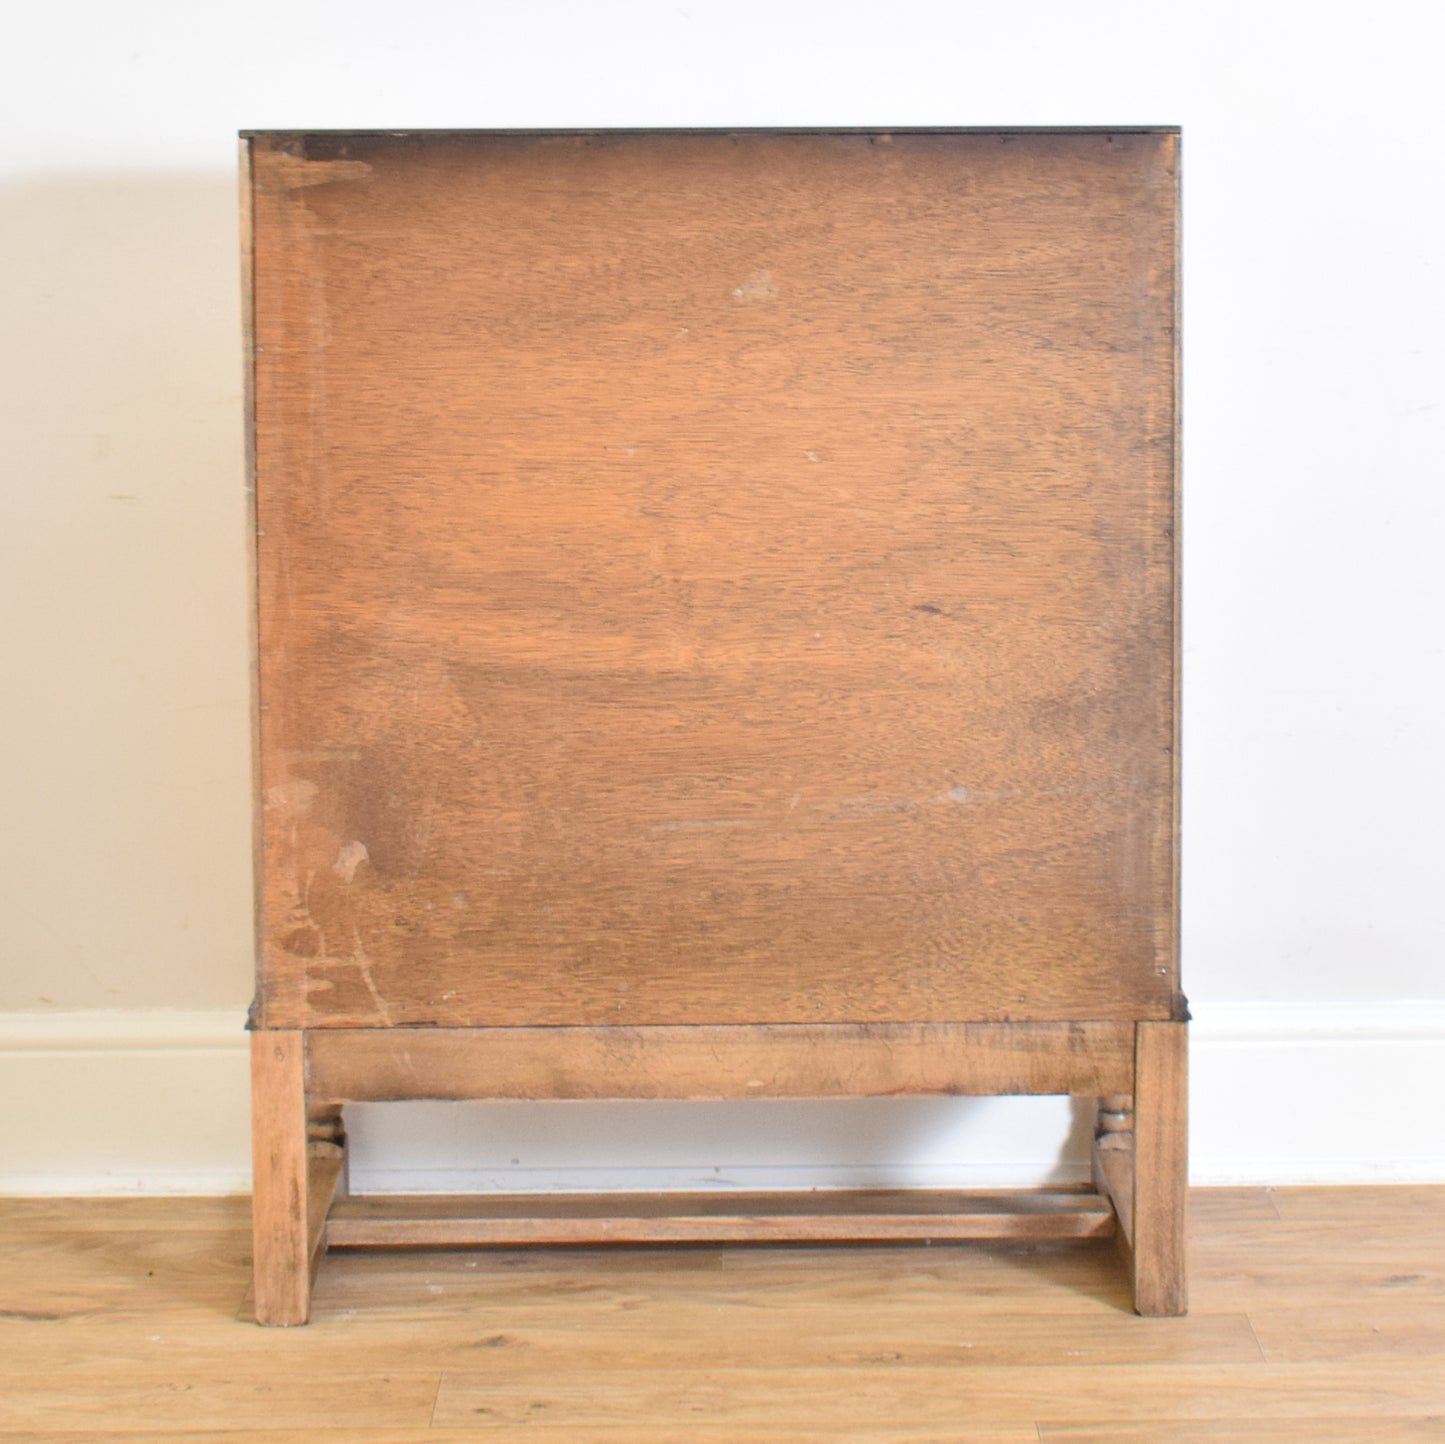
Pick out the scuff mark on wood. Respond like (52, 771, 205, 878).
(268, 155, 374, 191)
(333, 840, 370, 882)
(651, 819, 762, 833)
(731, 268, 777, 303)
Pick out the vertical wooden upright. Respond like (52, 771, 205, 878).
(1133, 1021, 1190, 1316)
(249, 1031, 310, 1326)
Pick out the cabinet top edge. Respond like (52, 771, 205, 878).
(239, 125, 1181, 141)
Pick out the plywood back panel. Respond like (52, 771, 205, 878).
(248, 130, 1178, 1030)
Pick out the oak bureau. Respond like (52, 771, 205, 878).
(243, 128, 1184, 1324)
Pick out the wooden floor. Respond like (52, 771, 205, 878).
(1, 1188, 1441, 1440)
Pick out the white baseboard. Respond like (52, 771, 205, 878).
(1, 1003, 1442, 1195)
(0, 1010, 254, 1195)
(1183, 1002, 1445, 1185)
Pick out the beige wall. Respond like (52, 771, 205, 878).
(0, 175, 253, 1008)
(2, 0, 1443, 1018)
(1, 0, 1442, 1196)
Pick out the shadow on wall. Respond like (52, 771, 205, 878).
(0, 172, 254, 1010)
(0, 171, 1101, 1187)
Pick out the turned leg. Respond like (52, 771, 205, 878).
(309, 1104, 349, 1198)
(250, 1030, 313, 1326)
(1092, 1091, 1135, 1245)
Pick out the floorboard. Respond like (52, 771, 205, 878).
(0, 1188, 1441, 1438)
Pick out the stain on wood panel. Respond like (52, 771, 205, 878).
(249, 131, 1178, 1029)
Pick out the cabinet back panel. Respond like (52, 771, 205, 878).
(248, 130, 1178, 1029)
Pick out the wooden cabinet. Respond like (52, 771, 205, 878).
(244, 128, 1184, 1323)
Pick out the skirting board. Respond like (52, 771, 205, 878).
(1, 1004, 1442, 1195)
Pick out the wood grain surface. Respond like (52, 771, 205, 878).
(1131, 1019, 1189, 1316)
(248, 129, 1179, 1030)
(3, 1189, 1439, 1439)
(248, 1031, 310, 1325)
(322, 1187, 1116, 1247)
(304, 1020, 1136, 1100)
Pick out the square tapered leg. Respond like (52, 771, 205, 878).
(250, 1030, 312, 1326)
(1131, 1021, 1189, 1316)
(1092, 1021, 1189, 1316)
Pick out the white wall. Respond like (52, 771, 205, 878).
(2, 1, 1441, 1190)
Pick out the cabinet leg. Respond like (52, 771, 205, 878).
(1132, 1020, 1189, 1316)
(250, 1030, 312, 1326)
(1092, 1092, 1135, 1246)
